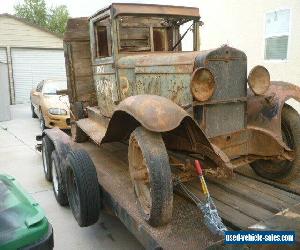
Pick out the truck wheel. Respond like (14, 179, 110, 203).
(65, 149, 101, 227)
(71, 102, 88, 143)
(51, 151, 68, 206)
(42, 135, 54, 181)
(250, 104, 300, 183)
(128, 127, 173, 227)
(31, 103, 37, 118)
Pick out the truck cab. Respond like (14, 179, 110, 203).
(89, 3, 201, 117)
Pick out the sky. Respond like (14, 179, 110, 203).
(0, 0, 201, 17)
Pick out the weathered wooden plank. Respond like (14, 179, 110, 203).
(188, 181, 274, 222)
(235, 166, 300, 196)
(249, 203, 300, 245)
(64, 18, 90, 41)
(207, 176, 300, 213)
(186, 182, 258, 229)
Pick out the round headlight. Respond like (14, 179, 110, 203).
(248, 65, 270, 95)
(191, 68, 215, 102)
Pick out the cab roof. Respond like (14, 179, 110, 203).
(90, 3, 200, 19)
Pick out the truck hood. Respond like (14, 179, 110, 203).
(117, 51, 200, 69)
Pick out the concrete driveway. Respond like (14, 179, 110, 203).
(0, 104, 143, 250)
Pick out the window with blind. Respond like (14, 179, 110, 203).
(265, 9, 290, 60)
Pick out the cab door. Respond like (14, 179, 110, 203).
(90, 14, 118, 117)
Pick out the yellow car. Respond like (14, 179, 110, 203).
(30, 79, 70, 130)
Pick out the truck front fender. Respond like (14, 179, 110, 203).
(102, 95, 234, 177)
(248, 81, 300, 137)
(101, 95, 209, 144)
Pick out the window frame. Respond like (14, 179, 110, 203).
(263, 8, 292, 62)
(89, 11, 114, 64)
(116, 16, 200, 54)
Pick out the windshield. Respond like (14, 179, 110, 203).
(42, 81, 67, 95)
(118, 16, 197, 53)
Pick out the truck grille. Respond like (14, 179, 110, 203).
(195, 46, 247, 138)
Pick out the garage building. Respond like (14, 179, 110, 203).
(0, 14, 66, 104)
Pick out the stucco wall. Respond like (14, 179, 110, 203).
(198, 0, 300, 109)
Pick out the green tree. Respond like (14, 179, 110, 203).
(14, 0, 69, 35)
(47, 5, 69, 34)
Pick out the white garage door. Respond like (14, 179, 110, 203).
(12, 48, 66, 103)
(0, 47, 7, 63)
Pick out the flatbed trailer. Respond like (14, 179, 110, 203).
(39, 128, 300, 249)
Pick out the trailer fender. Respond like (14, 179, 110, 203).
(42, 128, 72, 167)
(102, 95, 234, 177)
(248, 81, 300, 137)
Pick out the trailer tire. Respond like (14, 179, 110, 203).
(42, 135, 54, 181)
(65, 149, 101, 227)
(128, 127, 173, 227)
(250, 104, 300, 183)
(51, 151, 68, 206)
(71, 102, 88, 143)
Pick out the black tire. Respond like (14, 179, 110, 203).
(128, 127, 173, 227)
(40, 115, 46, 130)
(250, 104, 300, 183)
(71, 102, 88, 143)
(31, 103, 38, 118)
(42, 135, 54, 182)
(65, 149, 101, 227)
(51, 151, 68, 206)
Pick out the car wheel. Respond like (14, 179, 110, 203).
(128, 126, 173, 227)
(31, 103, 38, 118)
(65, 149, 101, 227)
(250, 104, 300, 183)
(42, 135, 54, 181)
(51, 150, 68, 206)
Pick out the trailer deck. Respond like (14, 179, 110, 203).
(43, 129, 300, 249)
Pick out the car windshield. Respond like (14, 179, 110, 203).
(42, 81, 67, 95)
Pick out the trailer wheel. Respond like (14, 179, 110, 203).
(51, 151, 68, 206)
(65, 149, 101, 227)
(250, 104, 300, 183)
(71, 102, 88, 143)
(128, 127, 173, 227)
(42, 135, 54, 181)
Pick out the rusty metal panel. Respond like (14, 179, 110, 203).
(205, 103, 246, 138)
(195, 46, 247, 101)
(111, 3, 200, 18)
(135, 72, 192, 107)
(93, 63, 118, 117)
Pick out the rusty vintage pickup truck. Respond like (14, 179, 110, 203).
(41, 3, 300, 229)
